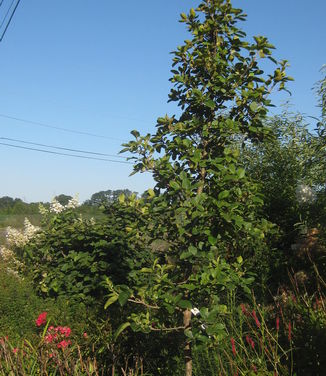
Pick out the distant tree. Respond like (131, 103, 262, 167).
(54, 194, 73, 206)
(0, 196, 23, 209)
(85, 189, 136, 207)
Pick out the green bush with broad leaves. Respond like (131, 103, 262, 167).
(103, 1, 292, 375)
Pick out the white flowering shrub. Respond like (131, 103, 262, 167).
(295, 184, 316, 205)
(50, 199, 65, 214)
(41, 194, 81, 215)
(6, 218, 40, 249)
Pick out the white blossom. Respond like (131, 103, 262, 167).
(295, 184, 316, 204)
(39, 203, 49, 216)
(66, 194, 80, 209)
(50, 199, 64, 214)
(6, 218, 39, 248)
(49, 194, 80, 213)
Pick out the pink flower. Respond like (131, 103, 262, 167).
(251, 310, 261, 328)
(12, 348, 18, 354)
(36, 312, 48, 327)
(240, 303, 247, 315)
(246, 335, 255, 349)
(230, 337, 236, 356)
(57, 340, 71, 349)
(62, 327, 71, 337)
(44, 334, 54, 343)
(83, 332, 88, 339)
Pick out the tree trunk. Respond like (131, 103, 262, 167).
(183, 309, 192, 376)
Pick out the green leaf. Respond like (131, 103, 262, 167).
(208, 235, 217, 246)
(147, 188, 155, 197)
(104, 294, 118, 309)
(184, 330, 194, 339)
(113, 322, 130, 341)
(118, 290, 131, 306)
(237, 168, 245, 179)
(179, 300, 192, 309)
(249, 102, 259, 112)
(218, 190, 230, 200)
(169, 181, 180, 190)
(140, 267, 153, 273)
(188, 245, 197, 256)
(180, 251, 192, 260)
(130, 130, 140, 138)
(205, 99, 215, 109)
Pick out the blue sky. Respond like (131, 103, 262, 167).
(0, 0, 325, 203)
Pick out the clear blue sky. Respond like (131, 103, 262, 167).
(0, 0, 325, 203)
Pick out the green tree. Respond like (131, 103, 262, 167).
(85, 189, 135, 206)
(105, 1, 292, 375)
(54, 194, 73, 206)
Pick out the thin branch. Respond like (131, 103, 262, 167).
(127, 298, 159, 310)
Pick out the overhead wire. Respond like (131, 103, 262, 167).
(0, 142, 134, 164)
(0, 113, 127, 142)
(0, 136, 129, 159)
(0, 0, 21, 42)
(0, 0, 15, 30)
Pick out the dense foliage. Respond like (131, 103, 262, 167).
(0, 1, 325, 375)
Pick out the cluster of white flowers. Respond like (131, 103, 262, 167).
(89, 217, 96, 226)
(66, 196, 79, 209)
(6, 218, 40, 248)
(295, 184, 316, 204)
(0, 245, 15, 262)
(43, 194, 80, 215)
(50, 199, 65, 213)
(0, 246, 23, 273)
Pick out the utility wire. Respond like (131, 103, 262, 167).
(0, 113, 127, 142)
(0, 136, 128, 159)
(0, 142, 134, 164)
(0, 0, 21, 42)
(0, 0, 14, 29)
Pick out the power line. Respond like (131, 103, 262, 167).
(0, 0, 14, 29)
(0, 141, 134, 164)
(0, 136, 128, 159)
(0, 0, 21, 42)
(0, 113, 127, 142)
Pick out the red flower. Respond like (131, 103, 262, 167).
(36, 312, 48, 327)
(83, 332, 88, 339)
(12, 348, 18, 354)
(230, 337, 236, 356)
(276, 316, 280, 331)
(57, 340, 71, 349)
(44, 334, 55, 343)
(251, 310, 261, 328)
(58, 327, 71, 337)
(246, 335, 255, 349)
(240, 303, 247, 315)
